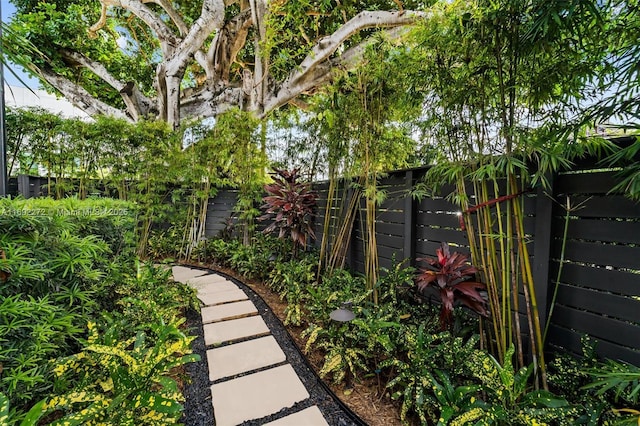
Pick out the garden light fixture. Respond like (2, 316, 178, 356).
(329, 302, 355, 322)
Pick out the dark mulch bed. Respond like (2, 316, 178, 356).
(181, 267, 367, 426)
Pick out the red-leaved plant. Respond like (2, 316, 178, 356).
(260, 169, 317, 255)
(416, 242, 488, 330)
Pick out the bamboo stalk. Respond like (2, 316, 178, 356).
(510, 175, 548, 390)
(510, 228, 524, 370)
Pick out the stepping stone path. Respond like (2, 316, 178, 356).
(171, 266, 330, 426)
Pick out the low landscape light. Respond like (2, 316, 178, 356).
(329, 301, 355, 322)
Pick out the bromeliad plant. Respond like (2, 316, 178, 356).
(415, 242, 488, 330)
(260, 168, 317, 257)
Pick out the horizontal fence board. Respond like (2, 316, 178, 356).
(555, 171, 620, 194)
(379, 174, 406, 187)
(554, 240, 640, 270)
(547, 324, 640, 364)
(375, 210, 405, 224)
(555, 284, 640, 324)
(374, 221, 405, 236)
(416, 240, 470, 257)
(418, 197, 460, 212)
(416, 227, 468, 246)
(207, 210, 235, 217)
(549, 262, 640, 296)
(564, 195, 640, 218)
(348, 245, 405, 265)
(416, 212, 461, 228)
(553, 217, 640, 244)
(353, 230, 403, 250)
(552, 305, 640, 348)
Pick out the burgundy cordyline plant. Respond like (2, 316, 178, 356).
(416, 242, 488, 330)
(260, 169, 317, 256)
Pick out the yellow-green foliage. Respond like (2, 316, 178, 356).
(34, 319, 199, 425)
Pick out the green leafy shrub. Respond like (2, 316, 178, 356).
(35, 319, 199, 425)
(583, 359, 640, 406)
(265, 254, 317, 325)
(381, 325, 479, 424)
(146, 226, 183, 261)
(0, 198, 136, 300)
(377, 258, 416, 308)
(455, 345, 579, 425)
(195, 238, 240, 267)
(302, 322, 369, 385)
(0, 295, 79, 412)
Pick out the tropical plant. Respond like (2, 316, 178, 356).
(0, 295, 79, 411)
(583, 359, 640, 406)
(109, 262, 200, 328)
(266, 256, 316, 297)
(377, 258, 416, 308)
(415, 242, 488, 330)
(302, 323, 369, 385)
(381, 326, 480, 424)
(426, 370, 482, 426)
(0, 198, 136, 300)
(454, 345, 579, 425)
(261, 168, 318, 256)
(35, 319, 199, 425)
(0, 391, 47, 426)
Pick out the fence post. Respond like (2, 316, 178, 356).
(531, 174, 555, 340)
(33, 177, 42, 198)
(17, 175, 31, 198)
(403, 170, 416, 266)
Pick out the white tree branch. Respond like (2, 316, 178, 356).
(180, 85, 244, 120)
(263, 20, 420, 114)
(40, 67, 132, 121)
(61, 50, 155, 120)
(142, 0, 188, 36)
(171, 0, 226, 69)
(292, 10, 426, 86)
(90, 0, 178, 53)
(209, 9, 252, 82)
(61, 50, 125, 91)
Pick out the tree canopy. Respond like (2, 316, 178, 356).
(7, 0, 433, 128)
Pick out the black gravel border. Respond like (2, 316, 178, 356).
(181, 266, 367, 426)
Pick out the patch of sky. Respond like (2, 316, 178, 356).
(1, 0, 40, 88)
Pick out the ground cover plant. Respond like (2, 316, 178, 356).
(0, 198, 199, 425)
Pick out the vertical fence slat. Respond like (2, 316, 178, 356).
(403, 170, 416, 267)
(531, 175, 555, 338)
(17, 175, 30, 198)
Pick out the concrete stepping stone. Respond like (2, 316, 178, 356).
(211, 364, 310, 426)
(207, 335, 286, 381)
(171, 266, 208, 283)
(186, 273, 229, 286)
(198, 289, 248, 307)
(264, 406, 329, 426)
(204, 316, 269, 346)
(191, 279, 239, 294)
(201, 300, 258, 324)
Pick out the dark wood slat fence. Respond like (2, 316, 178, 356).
(201, 138, 640, 364)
